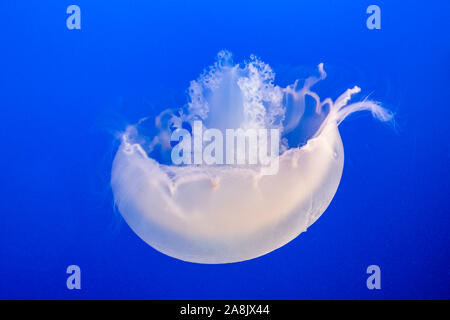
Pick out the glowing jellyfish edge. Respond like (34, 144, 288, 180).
(111, 52, 392, 264)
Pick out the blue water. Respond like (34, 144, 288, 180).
(0, 0, 449, 299)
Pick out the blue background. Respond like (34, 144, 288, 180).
(0, 1, 449, 299)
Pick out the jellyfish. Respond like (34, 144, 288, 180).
(111, 51, 392, 264)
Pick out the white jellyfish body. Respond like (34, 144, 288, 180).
(111, 51, 392, 264)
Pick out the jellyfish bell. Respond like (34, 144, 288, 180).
(111, 51, 392, 264)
